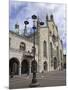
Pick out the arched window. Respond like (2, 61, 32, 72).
(57, 46, 59, 57)
(50, 42, 53, 58)
(20, 42, 26, 51)
(9, 38, 11, 48)
(57, 46, 59, 66)
(60, 50, 62, 60)
(44, 61, 47, 71)
(43, 41, 47, 57)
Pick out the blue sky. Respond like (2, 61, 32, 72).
(9, 0, 66, 54)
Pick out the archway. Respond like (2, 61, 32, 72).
(9, 58, 19, 75)
(44, 61, 47, 71)
(31, 60, 37, 73)
(21, 60, 29, 74)
(54, 57, 57, 69)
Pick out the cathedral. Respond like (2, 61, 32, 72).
(9, 15, 63, 76)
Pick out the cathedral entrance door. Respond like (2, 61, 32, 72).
(54, 57, 57, 70)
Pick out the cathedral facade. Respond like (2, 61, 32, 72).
(9, 15, 63, 76)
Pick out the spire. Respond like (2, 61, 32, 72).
(46, 14, 48, 21)
(15, 23, 19, 34)
(46, 14, 48, 26)
(50, 14, 53, 21)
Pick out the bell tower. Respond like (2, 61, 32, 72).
(37, 17, 49, 72)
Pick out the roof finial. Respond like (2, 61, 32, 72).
(15, 22, 19, 34)
(50, 14, 53, 21)
(46, 14, 48, 21)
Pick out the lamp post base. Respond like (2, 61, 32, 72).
(29, 72, 40, 87)
(29, 81, 40, 87)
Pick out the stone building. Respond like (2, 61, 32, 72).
(9, 15, 63, 76)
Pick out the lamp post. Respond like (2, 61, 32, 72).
(29, 15, 40, 87)
(40, 22, 44, 25)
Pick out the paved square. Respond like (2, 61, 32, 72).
(9, 70, 66, 89)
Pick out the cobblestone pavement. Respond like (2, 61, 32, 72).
(9, 70, 66, 89)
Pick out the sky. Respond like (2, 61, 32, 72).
(9, 0, 66, 54)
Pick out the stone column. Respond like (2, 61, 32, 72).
(19, 63, 21, 76)
(29, 61, 31, 74)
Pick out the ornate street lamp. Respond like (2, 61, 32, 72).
(24, 21, 29, 36)
(29, 15, 39, 87)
